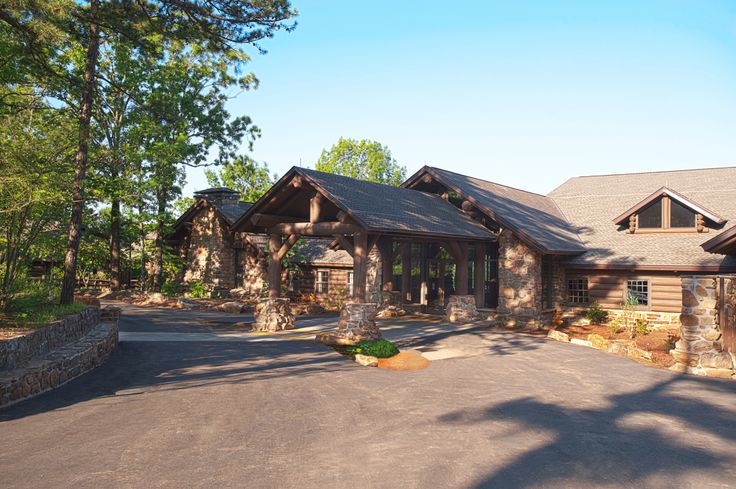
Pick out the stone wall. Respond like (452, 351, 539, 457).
(498, 231, 542, 318)
(670, 276, 735, 379)
(0, 307, 119, 407)
(0, 307, 101, 371)
(182, 205, 235, 292)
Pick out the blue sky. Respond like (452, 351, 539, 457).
(184, 0, 736, 197)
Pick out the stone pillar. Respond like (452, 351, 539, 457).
(446, 295, 480, 323)
(670, 276, 735, 379)
(497, 231, 542, 318)
(337, 302, 380, 340)
(253, 298, 295, 332)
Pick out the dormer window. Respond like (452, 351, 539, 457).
(613, 187, 726, 234)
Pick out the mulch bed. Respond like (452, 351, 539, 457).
(377, 352, 431, 371)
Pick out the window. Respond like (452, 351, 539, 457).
(347, 271, 354, 296)
(637, 200, 662, 228)
(316, 270, 329, 294)
(634, 196, 698, 231)
(567, 278, 589, 304)
(626, 280, 649, 306)
(670, 199, 696, 228)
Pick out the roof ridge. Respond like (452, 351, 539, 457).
(568, 165, 736, 180)
(428, 166, 550, 199)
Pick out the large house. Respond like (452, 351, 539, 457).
(171, 166, 736, 324)
(229, 165, 736, 324)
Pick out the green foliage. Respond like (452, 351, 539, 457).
(161, 281, 183, 296)
(620, 295, 640, 339)
(1, 277, 86, 327)
(635, 318, 649, 336)
(315, 137, 407, 186)
(607, 318, 622, 335)
(584, 302, 608, 325)
(188, 281, 208, 299)
(205, 155, 275, 203)
(344, 339, 400, 359)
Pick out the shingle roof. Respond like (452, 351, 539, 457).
(549, 167, 736, 268)
(291, 238, 353, 266)
(410, 167, 586, 254)
(295, 168, 495, 240)
(217, 202, 253, 225)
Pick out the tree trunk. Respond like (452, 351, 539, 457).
(60, 1, 101, 304)
(152, 188, 166, 292)
(109, 196, 121, 290)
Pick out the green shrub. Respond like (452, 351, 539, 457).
(161, 281, 182, 296)
(608, 319, 622, 335)
(343, 339, 400, 358)
(635, 318, 649, 336)
(584, 302, 609, 325)
(188, 281, 207, 299)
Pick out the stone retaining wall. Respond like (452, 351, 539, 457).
(0, 307, 101, 371)
(0, 320, 118, 407)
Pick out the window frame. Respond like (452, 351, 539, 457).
(315, 269, 330, 294)
(634, 195, 699, 233)
(566, 276, 590, 305)
(625, 279, 650, 308)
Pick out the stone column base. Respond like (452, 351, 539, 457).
(337, 302, 380, 340)
(446, 295, 480, 323)
(253, 298, 295, 332)
(376, 291, 405, 318)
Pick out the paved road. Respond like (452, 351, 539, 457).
(2, 305, 736, 489)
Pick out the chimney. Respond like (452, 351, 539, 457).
(194, 187, 241, 206)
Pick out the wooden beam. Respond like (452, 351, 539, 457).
(276, 233, 300, 261)
(271, 221, 361, 236)
(401, 243, 412, 303)
(367, 234, 381, 254)
(474, 244, 485, 308)
(334, 235, 354, 257)
(455, 241, 469, 295)
(353, 231, 368, 303)
(268, 233, 282, 298)
(250, 213, 303, 227)
(309, 193, 325, 224)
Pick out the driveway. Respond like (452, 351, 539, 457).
(1, 305, 736, 489)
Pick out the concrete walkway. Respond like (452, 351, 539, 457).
(1, 304, 736, 488)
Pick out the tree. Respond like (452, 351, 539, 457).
(205, 155, 275, 203)
(315, 137, 406, 186)
(1, 0, 296, 303)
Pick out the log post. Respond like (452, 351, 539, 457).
(474, 244, 485, 308)
(401, 243, 412, 303)
(268, 233, 282, 298)
(353, 231, 368, 303)
(455, 241, 469, 295)
(309, 193, 324, 223)
(377, 236, 393, 292)
(419, 243, 428, 306)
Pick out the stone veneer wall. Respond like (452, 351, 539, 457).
(670, 276, 735, 379)
(498, 231, 542, 318)
(0, 307, 101, 370)
(182, 205, 236, 292)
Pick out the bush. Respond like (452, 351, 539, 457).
(344, 339, 400, 358)
(635, 318, 649, 336)
(608, 319, 622, 335)
(161, 281, 183, 296)
(584, 303, 609, 325)
(188, 281, 207, 299)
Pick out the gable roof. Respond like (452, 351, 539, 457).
(549, 167, 736, 269)
(234, 167, 496, 241)
(402, 166, 586, 254)
(170, 195, 252, 237)
(292, 238, 353, 266)
(612, 186, 726, 225)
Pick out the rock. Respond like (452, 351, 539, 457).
(314, 333, 360, 346)
(570, 338, 592, 347)
(217, 301, 246, 314)
(671, 349, 699, 367)
(253, 298, 295, 332)
(701, 368, 735, 379)
(588, 334, 609, 350)
(337, 303, 380, 340)
(354, 354, 378, 367)
(699, 352, 734, 369)
(148, 292, 167, 304)
(547, 330, 570, 342)
(445, 295, 480, 323)
(304, 304, 326, 316)
(176, 298, 201, 310)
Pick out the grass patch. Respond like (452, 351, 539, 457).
(1, 280, 87, 329)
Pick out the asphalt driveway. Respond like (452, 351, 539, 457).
(1, 305, 736, 489)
